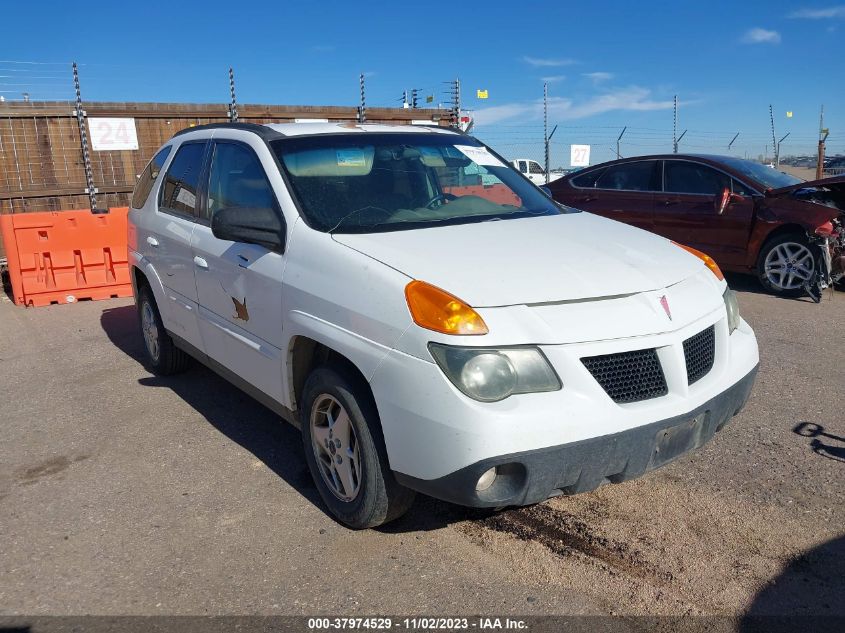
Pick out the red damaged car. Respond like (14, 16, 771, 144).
(548, 154, 844, 297)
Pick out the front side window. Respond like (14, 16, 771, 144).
(131, 146, 171, 209)
(207, 143, 278, 219)
(664, 161, 730, 195)
(271, 134, 570, 233)
(159, 142, 206, 216)
(594, 161, 658, 191)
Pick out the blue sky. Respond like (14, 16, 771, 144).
(2, 0, 842, 165)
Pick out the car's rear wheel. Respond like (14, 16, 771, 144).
(300, 366, 415, 529)
(137, 285, 190, 375)
(757, 233, 818, 297)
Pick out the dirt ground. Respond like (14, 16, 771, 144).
(0, 274, 842, 618)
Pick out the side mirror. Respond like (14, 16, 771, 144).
(211, 206, 285, 252)
(716, 187, 731, 215)
(539, 185, 553, 198)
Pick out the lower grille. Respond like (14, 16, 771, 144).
(683, 325, 716, 385)
(582, 348, 668, 404)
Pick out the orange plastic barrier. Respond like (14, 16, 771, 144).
(0, 208, 133, 307)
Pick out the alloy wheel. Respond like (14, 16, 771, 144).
(310, 394, 362, 502)
(141, 301, 160, 362)
(764, 242, 815, 291)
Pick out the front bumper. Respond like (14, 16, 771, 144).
(395, 365, 758, 507)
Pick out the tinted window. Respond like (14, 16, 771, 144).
(159, 142, 206, 216)
(732, 179, 752, 196)
(570, 168, 606, 188)
(131, 146, 171, 209)
(595, 161, 657, 191)
(528, 161, 544, 174)
(207, 143, 277, 219)
(665, 161, 730, 195)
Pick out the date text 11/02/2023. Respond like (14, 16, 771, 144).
(307, 617, 528, 630)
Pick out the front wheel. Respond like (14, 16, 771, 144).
(137, 286, 190, 375)
(300, 366, 415, 529)
(756, 233, 818, 297)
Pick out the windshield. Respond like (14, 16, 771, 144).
(717, 157, 804, 190)
(271, 133, 569, 233)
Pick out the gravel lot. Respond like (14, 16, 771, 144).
(0, 276, 842, 617)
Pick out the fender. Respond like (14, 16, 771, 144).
(129, 250, 174, 327)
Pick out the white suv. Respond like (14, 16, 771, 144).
(128, 122, 759, 529)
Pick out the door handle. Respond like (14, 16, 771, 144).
(663, 199, 679, 206)
(193, 256, 209, 270)
(146, 236, 160, 247)
(578, 196, 597, 203)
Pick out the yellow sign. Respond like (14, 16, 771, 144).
(426, 95, 434, 103)
(786, 111, 793, 118)
(476, 89, 489, 99)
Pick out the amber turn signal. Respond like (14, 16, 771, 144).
(405, 280, 489, 335)
(672, 242, 725, 281)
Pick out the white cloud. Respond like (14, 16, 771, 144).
(522, 56, 577, 67)
(541, 75, 566, 83)
(741, 27, 782, 44)
(789, 5, 845, 18)
(473, 86, 675, 126)
(583, 71, 614, 83)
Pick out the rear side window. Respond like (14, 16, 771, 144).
(595, 161, 658, 191)
(159, 142, 207, 216)
(131, 146, 171, 209)
(570, 168, 607, 188)
(664, 161, 730, 195)
(206, 143, 278, 219)
(528, 161, 544, 174)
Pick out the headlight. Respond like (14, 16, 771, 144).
(428, 344, 561, 402)
(723, 288, 740, 334)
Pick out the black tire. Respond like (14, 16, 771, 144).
(756, 232, 819, 297)
(137, 285, 190, 375)
(300, 366, 415, 529)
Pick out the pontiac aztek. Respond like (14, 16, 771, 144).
(128, 122, 760, 528)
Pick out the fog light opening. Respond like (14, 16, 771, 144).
(476, 466, 498, 491)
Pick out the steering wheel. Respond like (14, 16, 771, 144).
(425, 193, 456, 209)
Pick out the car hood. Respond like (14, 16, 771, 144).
(332, 213, 704, 306)
(766, 174, 845, 197)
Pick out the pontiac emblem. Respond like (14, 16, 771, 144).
(659, 295, 672, 320)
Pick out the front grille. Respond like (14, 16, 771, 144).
(582, 348, 668, 404)
(683, 325, 715, 385)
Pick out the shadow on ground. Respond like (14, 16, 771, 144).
(741, 535, 845, 631)
(793, 422, 845, 463)
(100, 303, 471, 532)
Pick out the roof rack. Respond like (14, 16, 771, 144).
(172, 121, 283, 140)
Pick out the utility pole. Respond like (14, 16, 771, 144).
(228, 67, 238, 122)
(616, 126, 627, 159)
(769, 104, 777, 165)
(817, 105, 828, 180)
(776, 133, 790, 168)
(400, 90, 408, 109)
(673, 95, 678, 153)
(411, 88, 418, 109)
(728, 132, 740, 151)
(358, 73, 366, 123)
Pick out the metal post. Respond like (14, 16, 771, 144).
(769, 104, 777, 165)
(776, 133, 790, 168)
(816, 105, 826, 180)
(452, 78, 461, 128)
(358, 73, 366, 123)
(229, 67, 238, 122)
(411, 89, 418, 109)
(543, 83, 549, 183)
(676, 129, 687, 151)
(616, 126, 627, 159)
(73, 62, 98, 212)
(728, 132, 740, 151)
(673, 95, 678, 153)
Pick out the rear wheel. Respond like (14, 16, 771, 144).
(300, 366, 415, 529)
(757, 233, 818, 297)
(137, 285, 190, 375)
